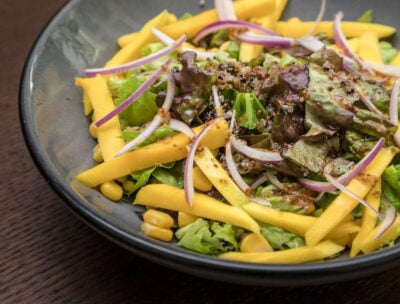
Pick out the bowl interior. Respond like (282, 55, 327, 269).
(20, 0, 400, 285)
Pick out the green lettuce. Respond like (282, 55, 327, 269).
(260, 225, 305, 250)
(120, 124, 175, 147)
(379, 41, 398, 64)
(382, 164, 400, 212)
(175, 219, 238, 255)
(357, 9, 373, 23)
(232, 92, 267, 129)
(109, 75, 158, 127)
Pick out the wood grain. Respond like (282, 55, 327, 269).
(2, 1, 400, 303)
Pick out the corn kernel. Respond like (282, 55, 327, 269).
(100, 181, 123, 201)
(193, 167, 213, 192)
(92, 144, 103, 163)
(141, 222, 173, 242)
(240, 233, 273, 253)
(178, 212, 198, 227)
(143, 209, 174, 229)
(122, 180, 135, 192)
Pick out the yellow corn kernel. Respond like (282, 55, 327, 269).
(178, 212, 199, 227)
(141, 222, 173, 242)
(143, 209, 174, 229)
(92, 144, 103, 163)
(122, 180, 135, 192)
(240, 233, 273, 253)
(193, 166, 213, 192)
(89, 122, 97, 139)
(100, 181, 123, 201)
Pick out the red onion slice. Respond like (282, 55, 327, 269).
(115, 114, 163, 157)
(113, 70, 176, 156)
(297, 36, 325, 52)
(354, 83, 384, 116)
(306, 0, 327, 36)
(84, 35, 186, 77)
(94, 59, 171, 128)
(375, 205, 397, 240)
(168, 119, 195, 139)
(250, 173, 268, 190)
(193, 20, 278, 44)
(235, 32, 295, 48)
(215, 0, 237, 21)
(152, 28, 223, 61)
(211, 85, 224, 117)
(333, 11, 372, 73)
(299, 138, 385, 192)
(151, 28, 175, 45)
(324, 172, 384, 221)
(184, 118, 223, 206)
(161, 72, 176, 112)
(230, 136, 283, 162)
(364, 61, 400, 78)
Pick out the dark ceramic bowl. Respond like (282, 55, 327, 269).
(20, 0, 400, 286)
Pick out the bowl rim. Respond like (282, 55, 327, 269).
(18, 0, 400, 285)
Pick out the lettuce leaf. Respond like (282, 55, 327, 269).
(382, 164, 400, 212)
(357, 9, 373, 23)
(260, 225, 305, 250)
(109, 75, 158, 127)
(175, 218, 238, 255)
(120, 124, 175, 147)
(379, 41, 398, 64)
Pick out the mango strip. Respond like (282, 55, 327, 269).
(305, 147, 398, 247)
(117, 12, 177, 48)
(358, 31, 383, 63)
(243, 202, 359, 239)
(274, 21, 396, 39)
(159, 0, 276, 39)
(134, 184, 260, 233)
(220, 240, 344, 264)
(106, 10, 173, 67)
(360, 217, 400, 254)
(350, 179, 381, 257)
(194, 147, 253, 208)
(75, 76, 125, 161)
(76, 120, 229, 187)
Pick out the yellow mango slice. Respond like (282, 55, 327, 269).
(305, 147, 398, 247)
(357, 31, 383, 63)
(194, 147, 253, 208)
(75, 76, 125, 161)
(117, 12, 177, 48)
(350, 179, 381, 257)
(76, 120, 229, 187)
(274, 21, 396, 39)
(390, 52, 400, 66)
(160, 0, 276, 39)
(360, 216, 400, 254)
(220, 240, 344, 264)
(329, 37, 360, 54)
(192, 166, 213, 192)
(134, 184, 260, 233)
(243, 202, 359, 239)
(106, 10, 172, 67)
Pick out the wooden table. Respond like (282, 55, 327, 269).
(2, 0, 400, 303)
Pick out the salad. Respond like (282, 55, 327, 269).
(75, 0, 400, 264)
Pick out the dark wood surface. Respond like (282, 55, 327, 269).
(2, 0, 400, 303)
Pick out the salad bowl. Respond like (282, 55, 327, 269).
(20, 0, 400, 285)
